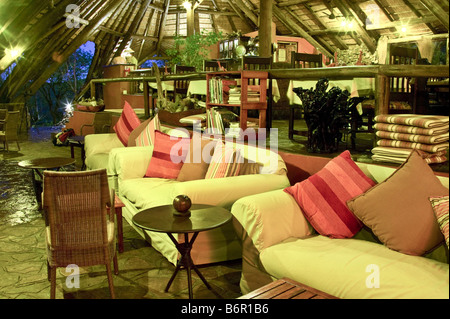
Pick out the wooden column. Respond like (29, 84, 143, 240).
(187, 6, 195, 36)
(143, 80, 150, 118)
(259, 0, 272, 57)
(375, 74, 389, 115)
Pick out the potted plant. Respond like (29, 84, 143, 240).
(166, 31, 223, 71)
(293, 78, 365, 153)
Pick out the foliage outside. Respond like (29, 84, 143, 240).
(27, 47, 93, 126)
(166, 31, 223, 71)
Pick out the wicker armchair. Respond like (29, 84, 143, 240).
(43, 169, 119, 299)
(0, 110, 21, 151)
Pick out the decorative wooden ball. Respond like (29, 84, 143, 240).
(173, 195, 192, 216)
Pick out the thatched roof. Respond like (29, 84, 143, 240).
(0, 0, 448, 102)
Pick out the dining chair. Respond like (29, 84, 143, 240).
(43, 169, 119, 299)
(203, 60, 228, 72)
(388, 46, 418, 114)
(242, 56, 273, 128)
(0, 110, 21, 151)
(291, 53, 323, 68)
(289, 53, 323, 140)
(173, 65, 196, 99)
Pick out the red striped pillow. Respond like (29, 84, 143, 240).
(145, 131, 190, 179)
(284, 150, 376, 238)
(114, 101, 141, 146)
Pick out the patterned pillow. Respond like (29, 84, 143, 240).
(135, 114, 161, 147)
(430, 196, 449, 249)
(145, 131, 190, 179)
(113, 101, 141, 146)
(284, 150, 376, 239)
(205, 142, 242, 179)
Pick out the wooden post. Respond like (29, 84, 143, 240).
(187, 6, 195, 36)
(375, 74, 389, 115)
(259, 0, 272, 58)
(90, 81, 96, 100)
(143, 80, 150, 118)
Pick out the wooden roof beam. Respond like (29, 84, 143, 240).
(366, 16, 439, 30)
(114, 0, 153, 58)
(273, 4, 333, 58)
(231, 0, 259, 27)
(334, 0, 377, 53)
(156, 0, 170, 55)
(226, 0, 256, 30)
(401, 0, 438, 33)
(23, 0, 123, 100)
(419, 0, 449, 30)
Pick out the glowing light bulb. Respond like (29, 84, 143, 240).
(183, 0, 192, 9)
(401, 26, 407, 33)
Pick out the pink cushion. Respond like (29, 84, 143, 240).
(284, 150, 376, 238)
(113, 101, 141, 146)
(145, 131, 190, 179)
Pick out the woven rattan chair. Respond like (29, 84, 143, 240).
(43, 169, 118, 299)
(0, 110, 21, 151)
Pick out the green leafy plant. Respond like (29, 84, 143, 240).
(166, 31, 223, 70)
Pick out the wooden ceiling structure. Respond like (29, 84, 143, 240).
(0, 0, 448, 103)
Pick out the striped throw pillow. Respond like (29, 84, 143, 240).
(135, 114, 161, 147)
(430, 196, 449, 249)
(284, 150, 376, 238)
(145, 131, 190, 179)
(205, 142, 242, 179)
(113, 101, 141, 146)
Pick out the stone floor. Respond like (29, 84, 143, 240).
(0, 120, 447, 300)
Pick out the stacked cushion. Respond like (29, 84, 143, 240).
(372, 114, 449, 164)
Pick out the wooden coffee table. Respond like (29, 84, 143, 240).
(239, 277, 338, 299)
(132, 204, 232, 299)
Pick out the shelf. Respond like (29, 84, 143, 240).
(206, 70, 268, 131)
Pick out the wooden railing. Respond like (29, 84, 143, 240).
(86, 65, 449, 117)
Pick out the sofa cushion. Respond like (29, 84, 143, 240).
(113, 101, 141, 146)
(347, 150, 448, 256)
(145, 130, 190, 179)
(429, 196, 449, 249)
(205, 141, 243, 179)
(135, 114, 161, 147)
(260, 235, 449, 299)
(127, 117, 150, 147)
(177, 133, 216, 182)
(284, 150, 376, 239)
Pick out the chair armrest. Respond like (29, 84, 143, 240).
(84, 133, 123, 158)
(231, 189, 313, 252)
(168, 174, 290, 210)
(110, 146, 154, 182)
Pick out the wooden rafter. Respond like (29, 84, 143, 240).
(156, 0, 170, 55)
(419, 0, 449, 30)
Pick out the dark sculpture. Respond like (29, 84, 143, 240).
(293, 78, 366, 153)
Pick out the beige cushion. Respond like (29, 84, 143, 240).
(347, 150, 448, 256)
(127, 118, 151, 147)
(177, 133, 216, 182)
(260, 235, 449, 299)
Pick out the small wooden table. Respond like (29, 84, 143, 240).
(239, 278, 338, 299)
(68, 135, 86, 170)
(18, 157, 76, 205)
(132, 204, 232, 299)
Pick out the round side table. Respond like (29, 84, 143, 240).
(132, 204, 232, 299)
